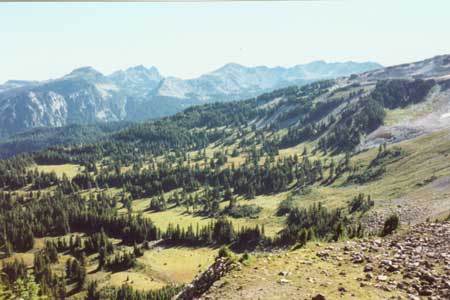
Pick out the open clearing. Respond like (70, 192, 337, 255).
(138, 246, 216, 284)
(33, 163, 84, 179)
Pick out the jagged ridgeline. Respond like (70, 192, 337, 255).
(0, 61, 382, 138)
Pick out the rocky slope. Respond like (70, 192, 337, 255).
(181, 222, 450, 300)
(359, 55, 450, 81)
(0, 61, 381, 138)
(247, 54, 450, 151)
(175, 256, 237, 300)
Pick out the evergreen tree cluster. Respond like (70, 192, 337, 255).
(0, 192, 159, 254)
(371, 79, 435, 109)
(318, 97, 386, 152)
(33, 246, 67, 299)
(278, 203, 348, 245)
(347, 193, 374, 214)
(100, 284, 183, 300)
(2, 259, 27, 284)
(104, 251, 137, 272)
(163, 218, 267, 249)
(346, 145, 405, 184)
(318, 79, 435, 153)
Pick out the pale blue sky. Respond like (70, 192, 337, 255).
(1, 0, 449, 83)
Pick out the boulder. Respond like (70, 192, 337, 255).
(278, 278, 291, 284)
(312, 294, 326, 300)
(364, 264, 374, 272)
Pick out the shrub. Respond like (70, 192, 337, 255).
(381, 214, 399, 236)
(217, 246, 233, 259)
(277, 196, 295, 216)
(348, 193, 374, 214)
(223, 204, 262, 218)
(239, 251, 253, 266)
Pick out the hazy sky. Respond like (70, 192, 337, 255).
(1, 0, 449, 83)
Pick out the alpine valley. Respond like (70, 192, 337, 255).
(1, 54, 450, 300)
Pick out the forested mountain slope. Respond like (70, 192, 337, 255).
(24, 55, 449, 163)
(0, 122, 132, 159)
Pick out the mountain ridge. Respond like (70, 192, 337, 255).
(0, 60, 382, 138)
(3, 54, 450, 158)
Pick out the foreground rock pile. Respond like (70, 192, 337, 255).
(323, 222, 450, 300)
(175, 257, 237, 300)
(176, 222, 449, 300)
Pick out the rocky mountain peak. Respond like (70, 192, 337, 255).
(4, 79, 37, 86)
(64, 66, 104, 80)
(123, 65, 162, 81)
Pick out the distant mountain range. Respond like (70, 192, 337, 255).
(0, 60, 382, 138)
